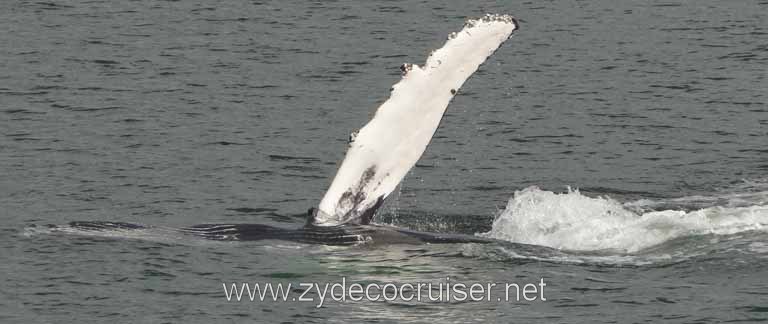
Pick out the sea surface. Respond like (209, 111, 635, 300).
(2, 0, 767, 323)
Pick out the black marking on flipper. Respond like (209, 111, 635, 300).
(338, 166, 377, 208)
(306, 207, 318, 226)
(357, 195, 385, 225)
(336, 165, 382, 225)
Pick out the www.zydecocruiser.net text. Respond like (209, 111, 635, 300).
(223, 277, 547, 307)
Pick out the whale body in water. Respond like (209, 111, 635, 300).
(62, 14, 519, 245)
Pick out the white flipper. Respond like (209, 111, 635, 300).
(314, 14, 519, 226)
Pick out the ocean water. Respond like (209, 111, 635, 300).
(2, 0, 767, 323)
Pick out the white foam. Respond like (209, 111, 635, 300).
(482, 186, 768, 253)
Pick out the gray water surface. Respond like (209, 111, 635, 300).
(2, 0, 767, 323)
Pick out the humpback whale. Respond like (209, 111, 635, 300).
(63, 14, 519, 245)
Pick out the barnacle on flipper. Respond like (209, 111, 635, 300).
(399, 63, 414, 75)
(464, 14, 518, 29)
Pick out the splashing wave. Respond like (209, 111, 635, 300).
(481, 186, 768, 253)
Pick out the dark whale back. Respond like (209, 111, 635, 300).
(65, 221, 494, 246)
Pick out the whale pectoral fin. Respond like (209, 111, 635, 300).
(313, 14, 518, 227)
